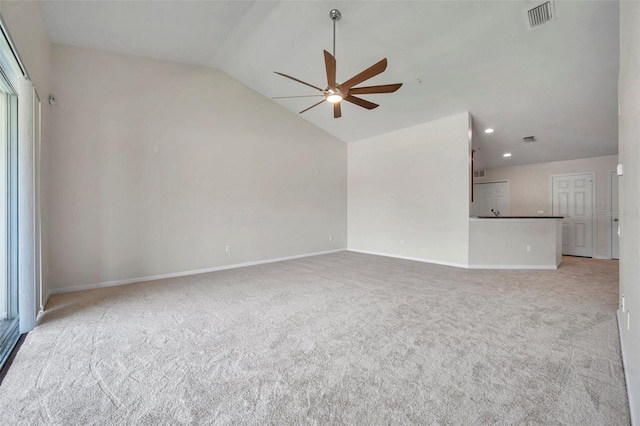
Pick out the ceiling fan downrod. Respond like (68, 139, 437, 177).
(329, 9, 341, 59)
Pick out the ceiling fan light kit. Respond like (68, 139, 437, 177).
(273, 9, 402, 118)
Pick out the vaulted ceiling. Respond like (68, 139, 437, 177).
(38, 1, 619, 169)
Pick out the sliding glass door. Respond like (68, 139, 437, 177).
(0, 71, 18, 367)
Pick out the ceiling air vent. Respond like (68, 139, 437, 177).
(523, 136, 536, 143)
(474, 170, 486, 178)
(527, 2, 555, 29)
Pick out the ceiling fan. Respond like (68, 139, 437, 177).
(273, 9, 402, 119)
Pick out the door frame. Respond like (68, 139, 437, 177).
(609, 170, 618, 259)
(549, 172, 596, 257)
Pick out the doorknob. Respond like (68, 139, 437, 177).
(614, 218, 619, 222)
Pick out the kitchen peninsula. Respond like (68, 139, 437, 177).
(469, 216, 563, 269)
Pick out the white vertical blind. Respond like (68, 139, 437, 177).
(0, 92, 7, 321)
(34, 91, 42, 314)
(17, 77, 35, 333)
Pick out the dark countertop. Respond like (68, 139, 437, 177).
(471, 216, 564, 219)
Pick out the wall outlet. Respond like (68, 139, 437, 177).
(400, 239, 405, 245)
(538, 210, 544, 215)
(225, 245, 231, 253)
(526, 245, 532, 252)
(328, 235, 332, 241)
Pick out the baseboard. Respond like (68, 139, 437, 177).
(618, 309, 637, 426)
(48, 248, 347, 297)
(594, 255, 611, 260)
(467, 264, 558, 270)
(347, 249, 469, 269)
(348, 249, 561, 270)
(39, 294, 51, 314)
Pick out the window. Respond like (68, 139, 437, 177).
(0, 15, 37, 369)
(0, 67, 18, 367)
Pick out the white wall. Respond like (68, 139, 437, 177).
(348, 112, 471, 266)
(618, 1, 640, 422)
(49, 44, 347, 290)
(0, 1, 52, 306)
(476, 155, 618, 259)
(469, 219, 562, 269)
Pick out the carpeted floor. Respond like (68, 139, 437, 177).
(0, 252, 630, 425)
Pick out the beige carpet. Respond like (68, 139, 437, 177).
(0, 252, 630, 425)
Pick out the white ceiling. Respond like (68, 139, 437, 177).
(38, 1, 619, 169)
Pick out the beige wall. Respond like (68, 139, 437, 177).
(348, 112, 471, 266)
(618, 1, 640, 421)
(476, 155, 618, 259)
(1, 1, 52, 302)
(49, 44, 347, 290)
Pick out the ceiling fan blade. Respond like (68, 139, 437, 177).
(324, 50, 336, 88)
(341, 58, 388, 90)
(299, 100, 326, 114)
(274, 71, 324, 92)
(333, 102, 342, 118)
(344, 95, 379, 110)
(348, 83, 402, 95)
(272, 94, 325, 99)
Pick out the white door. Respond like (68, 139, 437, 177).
(610, 170, 619, 260)
(552, 174, 594, 257)
(472, 182, 509, 216)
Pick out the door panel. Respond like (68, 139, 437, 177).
(575, 192, 585, 215)
(552, 174, 593, 257)
(558, 192, 569, 216)
(575, 223, 587, 248)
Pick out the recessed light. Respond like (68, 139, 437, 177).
(485, 128, 494, 134)
(503, 153, 512, 157)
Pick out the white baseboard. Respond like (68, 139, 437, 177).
(467, 264, 558, 270)
(594, 255, 612, 260)
(349, 249, 560, 270)
(40, 289, 53, 312)
(47, 248, 347, 299)
(347, 249, 469, 269)
(618, 309, 637, 426)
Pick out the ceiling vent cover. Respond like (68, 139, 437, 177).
(527, 2, 555, 29)
(474, 170, 486, 178)
(523, 136, 537, 143)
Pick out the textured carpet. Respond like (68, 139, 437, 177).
(0, 252, 629, 425)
